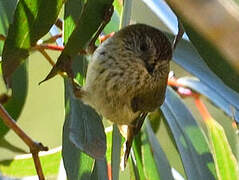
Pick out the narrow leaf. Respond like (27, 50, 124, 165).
(2, 0, 64, 85)
(0, 62, 28, 138)
(132, 135, 146, 180)
(144, 120, 174, 180)
(111, 125, 122, 180)
(165, 0, 239, 92)
(62, 84, 94, 179)
(207, 118, 239, 180)
(91, 158, 109, 180)
(141, 126, 161, 180)
(161, 87, 217, 180)
(0, 0, 27, 138)
(43, 0, 114, 82)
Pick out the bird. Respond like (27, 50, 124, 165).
(77, 23, 172, 168)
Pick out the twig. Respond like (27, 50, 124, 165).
(0, 104, 48, 180)
(34, 44, 64, 51)
(43, 33, 62, 44)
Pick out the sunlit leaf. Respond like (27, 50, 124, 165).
(2, 0, 64, 85)
(43, 0, 114, 82)
(206, 118, 239, 180)
(161, 87, 216, 179)
(144, 120, 174, 180)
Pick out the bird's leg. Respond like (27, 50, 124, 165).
(172, 20, 184, 50)
(120, 113, 147, 170)
(86, 5, 114, 54)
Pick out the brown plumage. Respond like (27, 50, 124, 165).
(81, 23, 172, 168)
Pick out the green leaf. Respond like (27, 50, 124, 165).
(62, 87, 94, 179)
(91, 159, 109, 180)
(64, 78, 106, 157)
(0, 0, 18, 53)
(207, 118, 239, 180)
(43, 0, 114, 82)
(111, 125, 122, 180)
(171, 35, 239, 123)
(2, 0, 64, 85)
(144, 120, 174, 180)
(165, 0, 239, 92)
(0, 0, 28, 138)
(0, 62, 28, 138)
(161, 87, 217, 180)
(131, 135, 146, 180)
(141, 126, 161, 180)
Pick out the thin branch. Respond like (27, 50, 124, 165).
(34, 44, 64, 51)
(43, 33, 62, 44)
(32, 151, 45, 180)
(0, 104, 48, 180)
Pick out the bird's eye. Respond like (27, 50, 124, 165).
(140, 43, 148, 51)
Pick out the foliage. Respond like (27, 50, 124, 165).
(0, 0, 239, 180)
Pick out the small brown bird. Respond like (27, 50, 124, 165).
(80, 23, 172, 168)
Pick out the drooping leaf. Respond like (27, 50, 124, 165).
(62, 82, 94, 180)
(91, 158, 109, 180)
(0, 0, 18, 53)
(0, 62, 28, 138)
(142, 1, 239, 121)
(161, 87, 216, 180)
(131, 135, 146, 180)
(141, 125, 161, 180)
(111, 125, 122, 180)
(68, 81, 106, 159)
(164, 0, 239, 92)
(2, 0, 64, 86)
(42, 0, 114, 82)
(0, 0, 28, 138)
(171, 37, 239, 124)
(206, 118, 239, 180)
(143, 120, 174, 180)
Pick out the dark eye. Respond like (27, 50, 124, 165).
(140, 43, 148, 51)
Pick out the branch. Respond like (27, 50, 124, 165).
(34, 44, 64, 51)
(0, 104, 48, 180)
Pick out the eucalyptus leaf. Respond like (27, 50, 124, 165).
(144, 120, 174, 180)
(62, 79, 94, 180)
(172, 37, 239, 123)
(161, 87, 216, 180)
(207, 118, 239, 180)
(0, 62, 28, 138)
(43, 0, 114, 82)
(111, 125, 121, 180)
(2, 0, 64, 85)
(91, 158, 109, 180)
(0, 0, 28, 138)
